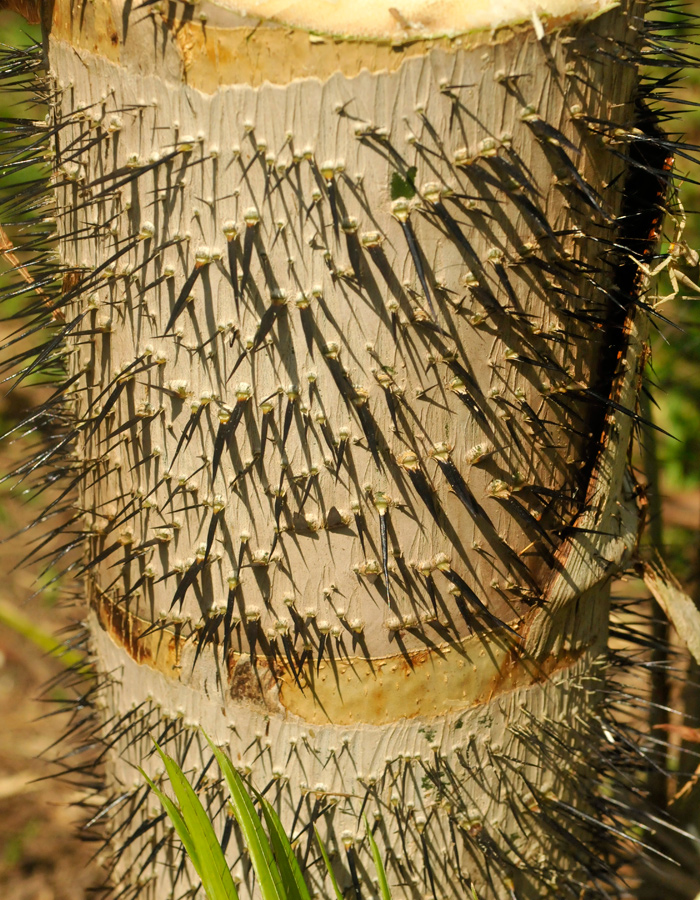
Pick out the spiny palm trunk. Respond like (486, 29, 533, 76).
(20, 0, 674, 896)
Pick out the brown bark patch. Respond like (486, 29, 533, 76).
(95, 594, 153, 665)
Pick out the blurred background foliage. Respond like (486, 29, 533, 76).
(652, 88, 700, 493)
(640, 15, 700, 589)
(0, 12, 103, 900)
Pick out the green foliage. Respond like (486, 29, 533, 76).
(142, 734, 407, 900)
(205, 736, 286, 900)
(389, 166, 417, 201)
(642, 9, 700, 490)
(0, 596, 89, 672)
(0, 12, 45, 228)
(313, 830, 344, 900)
(139, 741, 240, 900)
(364, 816, 391, 900)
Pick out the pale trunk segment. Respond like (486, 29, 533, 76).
(47, 0, 649, 897)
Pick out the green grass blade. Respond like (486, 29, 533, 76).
(0, 597, 91, 675)
(259, 795, 312, 900)
(313, 828, 344, 900)
(365, 817, 391, 900)
(139, 767, 203, 881)
(152, 742, 239, 900)
(205, 734, 285, 900)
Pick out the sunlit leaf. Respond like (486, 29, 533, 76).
(147, 742, 239, 900)
(390, 166, 417, 201)
(314, 828, 344, 900)
(365, 816, 391, 900)
(205, 734, 285, 900)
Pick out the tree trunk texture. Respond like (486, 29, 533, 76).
(34, 0, 670, 897)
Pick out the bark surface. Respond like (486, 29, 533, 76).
(44, 1, 656, 897)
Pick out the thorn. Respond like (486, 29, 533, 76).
(164, 250, 211, 334)
(374, 491, 393, 604)
(212, 384, 251, 482)
(392, 198, 437, 319)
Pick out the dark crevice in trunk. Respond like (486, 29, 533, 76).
(578, 99, 672, 506)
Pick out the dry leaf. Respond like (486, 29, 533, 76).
(644, 559, 700, 664)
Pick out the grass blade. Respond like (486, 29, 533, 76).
(205, 734, 285, 900)
(0, 597, 91, 675)
(259, 795, 312, 900)
(151, 742, 239, 900)
(139, 767, 203, 881)
(314, 828, 344, 900)
(365, 816, 391, 900)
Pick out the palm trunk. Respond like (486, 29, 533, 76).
(27, 0, 671, 896)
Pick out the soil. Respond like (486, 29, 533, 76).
(0, 387, 103, 900)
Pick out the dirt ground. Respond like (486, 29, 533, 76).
(0, 17, 100, 897)
(0, 397, 103, 900)
(0, 596, 103, 900)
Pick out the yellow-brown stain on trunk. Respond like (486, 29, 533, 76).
(95, 594, 182, 673)
(94, 596, 591, 725)
(166, 19, 461, 90)
(51, 0, 120, 63)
